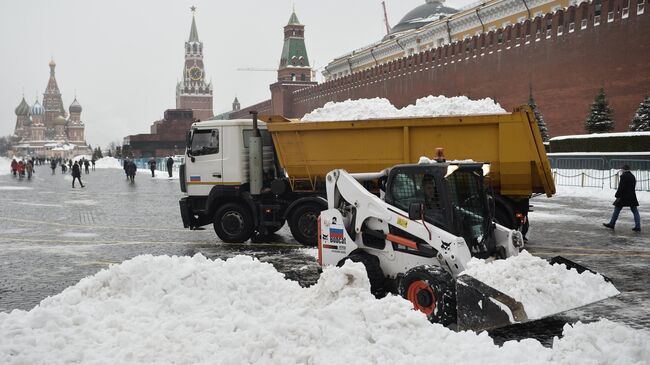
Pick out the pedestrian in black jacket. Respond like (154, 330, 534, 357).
(603, 165, 640, 232)
(72, 161, 84, 188)
(166, 156, 174, 178)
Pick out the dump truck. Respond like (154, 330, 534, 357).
(317, 160, 616, 331)
(179, 106, 555, 245)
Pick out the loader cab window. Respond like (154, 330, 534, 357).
(446, 169, 490, 251)
(388, 170, 446, 228)
(190, 129, 219, 156)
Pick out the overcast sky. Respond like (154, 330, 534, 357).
(0, 0, 473, 148)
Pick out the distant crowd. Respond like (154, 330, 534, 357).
(121, 156, 175, 183)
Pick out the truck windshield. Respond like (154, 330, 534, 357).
(190, 129, 219, 156)
(446, 170, 489, 252)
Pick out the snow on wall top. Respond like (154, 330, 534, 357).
(550, 131, 650, 141)
(1, 254, 647, 364)
(301, 95, 507, 122)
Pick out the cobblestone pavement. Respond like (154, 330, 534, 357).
(0, 167, 648, 346)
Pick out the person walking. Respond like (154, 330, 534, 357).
(68, 159, 73, 172)
(11, 159, 18, 176)
(126, 160, 137, 183)
(26, 160, 34, 180)
(71, 161, 84, 188)
(603, 165, 641, 232)
(50, 159, 57, 174)
(91, 158, 96, 171)
(166, 156, 174, 178)
(84, 159, 90, 174)
(17, 160, 25, 179)
(148, 157, 157, 178)
(123, 158, 130, 179)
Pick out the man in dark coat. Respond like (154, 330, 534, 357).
(126, 160, 137, 183)
(71, 161, 84, 188)
(148, 157, 157, 177)
(166, 156, 174, 178)
(603, 165, 641, 232)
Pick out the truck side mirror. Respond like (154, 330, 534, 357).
(408, 202, 424, 221)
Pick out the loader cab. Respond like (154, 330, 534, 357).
(384, 163, 494, 257)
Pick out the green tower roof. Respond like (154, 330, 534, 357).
(288, 10, 301, 25)
(189, 14, 199, 42)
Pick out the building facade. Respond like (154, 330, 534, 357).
(176, 8, 214, 121)
(11, 60, 90, 158)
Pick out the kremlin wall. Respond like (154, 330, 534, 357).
(232, 0, 650, 137)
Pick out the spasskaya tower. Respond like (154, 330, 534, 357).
(176, 6, 213, 121)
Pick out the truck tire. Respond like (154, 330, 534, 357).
(337, 250, 385, 298)
(398, 266, 457, 326)
(288, 203, 322, 246)
(213, 203, 254, 243)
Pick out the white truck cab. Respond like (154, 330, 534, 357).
(182, 119, 274, 197)
(179, 114, 327, 246)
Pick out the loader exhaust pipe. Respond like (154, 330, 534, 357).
(249, 111, 263, 196)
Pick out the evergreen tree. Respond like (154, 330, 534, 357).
(96, 147, 103, 159)
(629, 96, 650, 131)
(528, 87, 549, 142)
(585, 88, 615, 133)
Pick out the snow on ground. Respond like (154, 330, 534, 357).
(137, 169, 179, 180)
(463, 250, 619, 320)
(0, 157, 11, 175)
(555, 185, 650, 205)
(1, 255, 648, 364)
(302, 95, 506, 122)
(94, 157, 123, 169)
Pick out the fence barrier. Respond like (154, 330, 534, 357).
(549, 157, 650, 192)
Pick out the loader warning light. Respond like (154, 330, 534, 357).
(435, 148, 446, 162)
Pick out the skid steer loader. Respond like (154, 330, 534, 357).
(317, 158, 617, 331)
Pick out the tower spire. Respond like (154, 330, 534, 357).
(189, 6, 199, 42)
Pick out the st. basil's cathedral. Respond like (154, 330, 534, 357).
(11, 60, 90, 157)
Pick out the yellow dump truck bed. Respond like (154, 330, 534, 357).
(264, 106, 555, 198)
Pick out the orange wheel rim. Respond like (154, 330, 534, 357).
(406, 280, 436, 315)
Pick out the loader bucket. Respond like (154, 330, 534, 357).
(455, 256, 617, 332)
(455, 275, 528, 332)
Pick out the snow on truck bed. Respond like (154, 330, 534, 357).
(462, 250, 620, 320)
(1, 255, 647, 364)
(301, 95, 507, 122)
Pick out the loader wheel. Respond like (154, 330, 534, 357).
(337, 250, 386, 298)
(213, 203, 254, 243)
(289, 203, 323, 246)
(399, 266, 456, 326)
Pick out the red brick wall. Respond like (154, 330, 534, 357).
(287, 0, 649, 137)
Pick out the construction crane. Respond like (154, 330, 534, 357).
(237, 67, 276, 72)
(382, 1, 391, 35)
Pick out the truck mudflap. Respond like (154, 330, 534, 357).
(455, 256, 617, 332)
(179, 197, 196, 229)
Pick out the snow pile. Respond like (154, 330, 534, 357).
(302, 97, 398, 121)
(0, 157, 11, 175)
(555, 184, 650, 205)
(463, 250, 620, 320)
(94, 157, 123, 169)
(1, 254, 648, 364)
(137, 168, 179, 180)
(302, 95, 506, 122)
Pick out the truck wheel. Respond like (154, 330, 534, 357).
(288, 203, 322, 246)
(213, 203, 254, 243)
(398, 266, 457, 326)
(337, 250, 385, 298)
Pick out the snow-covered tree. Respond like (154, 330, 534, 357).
(585, 88, 615, 133)
(528, 89, 549, 142)
(629, 96, 650, 132)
